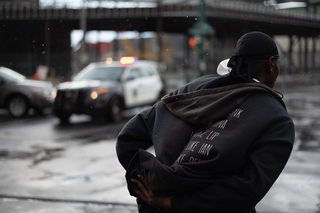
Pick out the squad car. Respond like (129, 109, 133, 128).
(53, 57, 166, 123)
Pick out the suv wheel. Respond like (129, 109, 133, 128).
(55, 112, 72, 123)
(108, 98, 123, 123)
(7, 95, 29, 118)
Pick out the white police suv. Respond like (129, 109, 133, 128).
(53, 57, 166, 123)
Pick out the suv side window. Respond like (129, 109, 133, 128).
(126, 68, 141, 80)
(140, 67, 154, 77)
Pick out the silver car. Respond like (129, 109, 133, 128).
(0, 67, 55, 118)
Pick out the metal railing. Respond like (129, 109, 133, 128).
(208, 1, 320, 22)
(0, 0, 319, 23)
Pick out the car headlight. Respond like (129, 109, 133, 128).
(51, 90, 57, 99)
(91, 87, 109, 100)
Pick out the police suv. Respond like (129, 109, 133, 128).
(53, 57, 166, 123)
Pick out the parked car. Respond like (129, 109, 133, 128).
(0, 67, 55, 118)
(53, 57, 166, 123)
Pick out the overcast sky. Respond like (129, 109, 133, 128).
(71, 30, 156, 49)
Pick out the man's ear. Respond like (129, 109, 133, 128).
(268, 56, 275, 72)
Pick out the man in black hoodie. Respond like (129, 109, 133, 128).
(116, 31, 295, 213)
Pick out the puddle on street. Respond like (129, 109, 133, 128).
(61, 172, 109, 185)
(283, 86, 320, 152)
(62, 176, 92, 184)
(0, 148, 65, 166)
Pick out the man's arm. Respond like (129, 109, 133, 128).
(116, 106, 155, 169)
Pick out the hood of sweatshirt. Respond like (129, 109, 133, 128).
(161, 82, 285, 126)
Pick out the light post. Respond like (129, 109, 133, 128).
(80, 0, 88, 65)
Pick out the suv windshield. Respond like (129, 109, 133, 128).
(73, 66, 125, 82)
(0, 67, 25, 83)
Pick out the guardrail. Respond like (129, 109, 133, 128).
(0, 0, 319, 24)
(208, 1, 320, 22)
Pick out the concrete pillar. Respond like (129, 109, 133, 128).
(312, 36, 316, 71)
(80, 1, 87, 64)
(156, 0, 164, 64)
(139, 33, 145, 59)
(288, 35, 293, 74)
(184, 34, 191, 83)
(113, 32, 119, 59)
(304, 36, 308, 73)
(299, 36, 303, 73)
(45, 20, 50, 67)
(157, 7, 163, 63)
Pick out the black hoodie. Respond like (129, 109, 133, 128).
(116, 74, 295, 213)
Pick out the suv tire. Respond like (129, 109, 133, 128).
(55, 112, 72, 123)
(108, 97, 123, 123)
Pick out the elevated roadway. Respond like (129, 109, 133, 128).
(0, 1, 319, 78)
(1, 1, 319, 33)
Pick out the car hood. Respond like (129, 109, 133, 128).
(57, 80, 118, 90)
(18, 79, 54, 88)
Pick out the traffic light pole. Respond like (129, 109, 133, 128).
(188, 0, 214, 77)
(198, 0, 205, 77)
(198, 35, 205, 77)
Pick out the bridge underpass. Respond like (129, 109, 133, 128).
(0, 1, 319, 81)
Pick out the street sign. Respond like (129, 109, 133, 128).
(188, 22, 214, 36)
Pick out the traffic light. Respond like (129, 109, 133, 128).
(188, 37, 197, 47)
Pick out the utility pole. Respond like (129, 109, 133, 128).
(80, 0, 88, 65)
(157, 0, 163, 64)
(188, 0, 214, 77)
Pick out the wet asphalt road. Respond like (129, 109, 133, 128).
(0, 80, 319, 213)
(278, 83, 320, 153)
(0, 109, 139, 212)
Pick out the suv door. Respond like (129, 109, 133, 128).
(123, 66, 162, 108)
(138, 66, 161, 103)
(123, 67, 144, 108)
